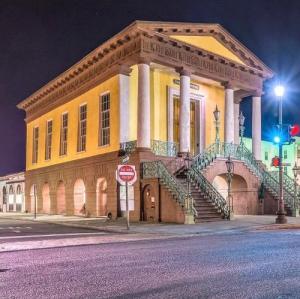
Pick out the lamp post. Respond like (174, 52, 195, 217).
(225, 155, 234, 219)
(184, 151, 194, 223)
(213, 105, 221, 155)
(292, 162, 299, 217)
(274, 85, 287, 224)
(239, 111, 245, 145)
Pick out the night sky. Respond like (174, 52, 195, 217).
(1, 0, 300, 175)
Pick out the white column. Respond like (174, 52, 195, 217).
(167, 87, 174, 142)
(224, 83, 235, 143)
(137, 61, 151, 148)
(252, 94, 262, 160)
(179, 69, 191, 153)
(119, 71, 130, 144)
(234, 102, 240, 144)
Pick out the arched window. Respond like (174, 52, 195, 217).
(16, 185, 21, 194)
(9, 185, 14, 194)
(2, 187, 7, 204)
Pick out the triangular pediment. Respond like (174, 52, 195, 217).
(170, 35, 246, 65)
(135, 21, 273, 77)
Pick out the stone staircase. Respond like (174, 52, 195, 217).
(175, 168, 224, 222)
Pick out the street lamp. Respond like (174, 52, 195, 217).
(213, 105, 220, 143)
(274, 84, 287, 224)
(239, 111, 245, 145)
(225, 155, 234, 219)
(184, 151, 193, 218)
(292, 162, 299, 217)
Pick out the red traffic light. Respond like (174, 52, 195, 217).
(290, 124, 300, 136)
(272, 156, 280, 167)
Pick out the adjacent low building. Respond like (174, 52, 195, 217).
(0, 172, 25, 213)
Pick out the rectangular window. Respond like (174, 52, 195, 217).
(284, 166, 288, 174)
(264, 151, 268, 161)
(77, 104, 87, 152)
(297, 146, 300, 159)
(45, 120, 53, 160)
(284, 150, 287, 159)
(32, 127, 39, 163)
(60, 113, 68, 156)
(99, 93, 110, 146)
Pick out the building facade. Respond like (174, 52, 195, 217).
(18, 21, 280, 223)
(0, 172, 25, 213)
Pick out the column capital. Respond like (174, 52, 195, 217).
(117, 64, 132, 76)
(138, 57, 151, 65)
(252, 90, 263, 97)
(176, 67, 191, 77)
(222, 81, 235, 89)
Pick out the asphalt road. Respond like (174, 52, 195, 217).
(1, 229, 300, 299)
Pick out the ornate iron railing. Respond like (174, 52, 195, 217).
(151, 140, 178, 157)
(193, 141, 299, 210)
(188, 166, 230, 219)
(120, 140, 178, 157)
(142, 160, 194, 214)
(120, 140, 137, 154)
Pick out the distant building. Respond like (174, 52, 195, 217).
(243, 137, 300, 179)
(0, 172, 25, 212)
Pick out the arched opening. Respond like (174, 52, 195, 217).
(16, 184, 22, 212)
(42, 183, 51, 214)
(2, 186, 7, 211)
(8, 185, 14, 212)
(57, 181, 66, 215)
(141, 184, 157, 222)
(30, 185, 36, 213)
(212, 173, 248, 215)
(74, 179, 86, 216)
(96, 178, 107, 217)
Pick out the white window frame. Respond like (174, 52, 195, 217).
(99, 91, 110, 147)
(32, 126, 39, 164)
(60, 112, 68, 156)
(45, 119, 53, 160)
(77, 103, 87, 152)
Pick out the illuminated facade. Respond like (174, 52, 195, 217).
(18, 21, 279, 223)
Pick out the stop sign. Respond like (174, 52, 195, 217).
(117, 165, 136, 184)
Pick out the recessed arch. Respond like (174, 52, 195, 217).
(74, 179, 86, 216)
(16, 184, 23, 212)
(30, 184, 36, 213)
(42, 183, 51, 214)
(96, 178, 107, 217)
(8, 185, 14, 211)
(57, 181, 66, 215)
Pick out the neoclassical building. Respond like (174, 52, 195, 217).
(0, 172, 25, 213)
(19, 21, 293, 223)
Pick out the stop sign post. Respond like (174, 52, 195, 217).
(116, 165, 137, 230)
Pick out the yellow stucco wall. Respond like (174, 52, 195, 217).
(26, 76, 120, 171)
(26, 64, 225, 171)
(170, 35, 245, 65)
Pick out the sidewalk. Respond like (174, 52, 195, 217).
(2, 213, 300, 236)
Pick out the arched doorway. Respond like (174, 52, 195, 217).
(42, 183, 51, 214)
(141, 185, 156, 222)
(30, 185, 36, 213)
(2, 186, 7, 212)
(16, 185, 22, 212)
(57, 181, 66, 215)
(96, 178, 107, 217)
(8, 185, 14, 212)
(74, 179, 86, 216)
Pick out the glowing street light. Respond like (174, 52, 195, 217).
(274, 84, 287, 224)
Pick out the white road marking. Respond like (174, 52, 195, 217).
(0, 232, 107, 240)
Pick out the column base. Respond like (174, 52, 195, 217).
(184, 213, 195, 224)
(178, 152, 189, 158)
(275, 212, 288, 224)
(292, 208, 299, 217)
(228, 211, 234, 220)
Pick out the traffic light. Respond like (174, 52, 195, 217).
(273, 124, 299, 145)
(289, 124, 300, 144)
(272, 156, 280, 167)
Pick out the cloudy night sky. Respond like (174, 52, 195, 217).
(1, 0, 300, 175)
